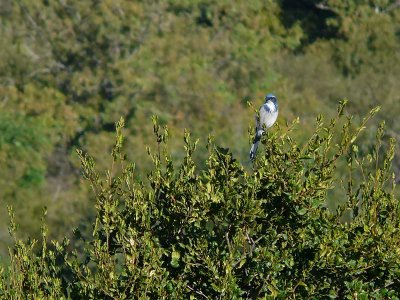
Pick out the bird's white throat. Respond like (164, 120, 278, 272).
(265, 101, 277, 112)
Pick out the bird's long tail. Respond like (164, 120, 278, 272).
(249, 134, 261, 161)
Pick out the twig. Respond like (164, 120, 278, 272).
(187, 285, 209, 299)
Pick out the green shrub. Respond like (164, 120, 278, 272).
(1, 101, 399, 299)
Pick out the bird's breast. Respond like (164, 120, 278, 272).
(259, 105, 278, 129)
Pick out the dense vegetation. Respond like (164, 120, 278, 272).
(1, 104, 400, 298)
(0, 0, 399, 296)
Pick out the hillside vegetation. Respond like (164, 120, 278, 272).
(0, 0, 399, 290)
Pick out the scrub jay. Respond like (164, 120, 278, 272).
(249, 93, 278, 160)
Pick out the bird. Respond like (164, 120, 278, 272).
(249, 93, 278, 160)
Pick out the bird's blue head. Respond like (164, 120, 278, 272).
(265, 93, 277, 103)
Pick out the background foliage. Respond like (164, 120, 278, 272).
(0, 0, 399, 287)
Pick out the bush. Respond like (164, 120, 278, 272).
(1, 101, 399, 299)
